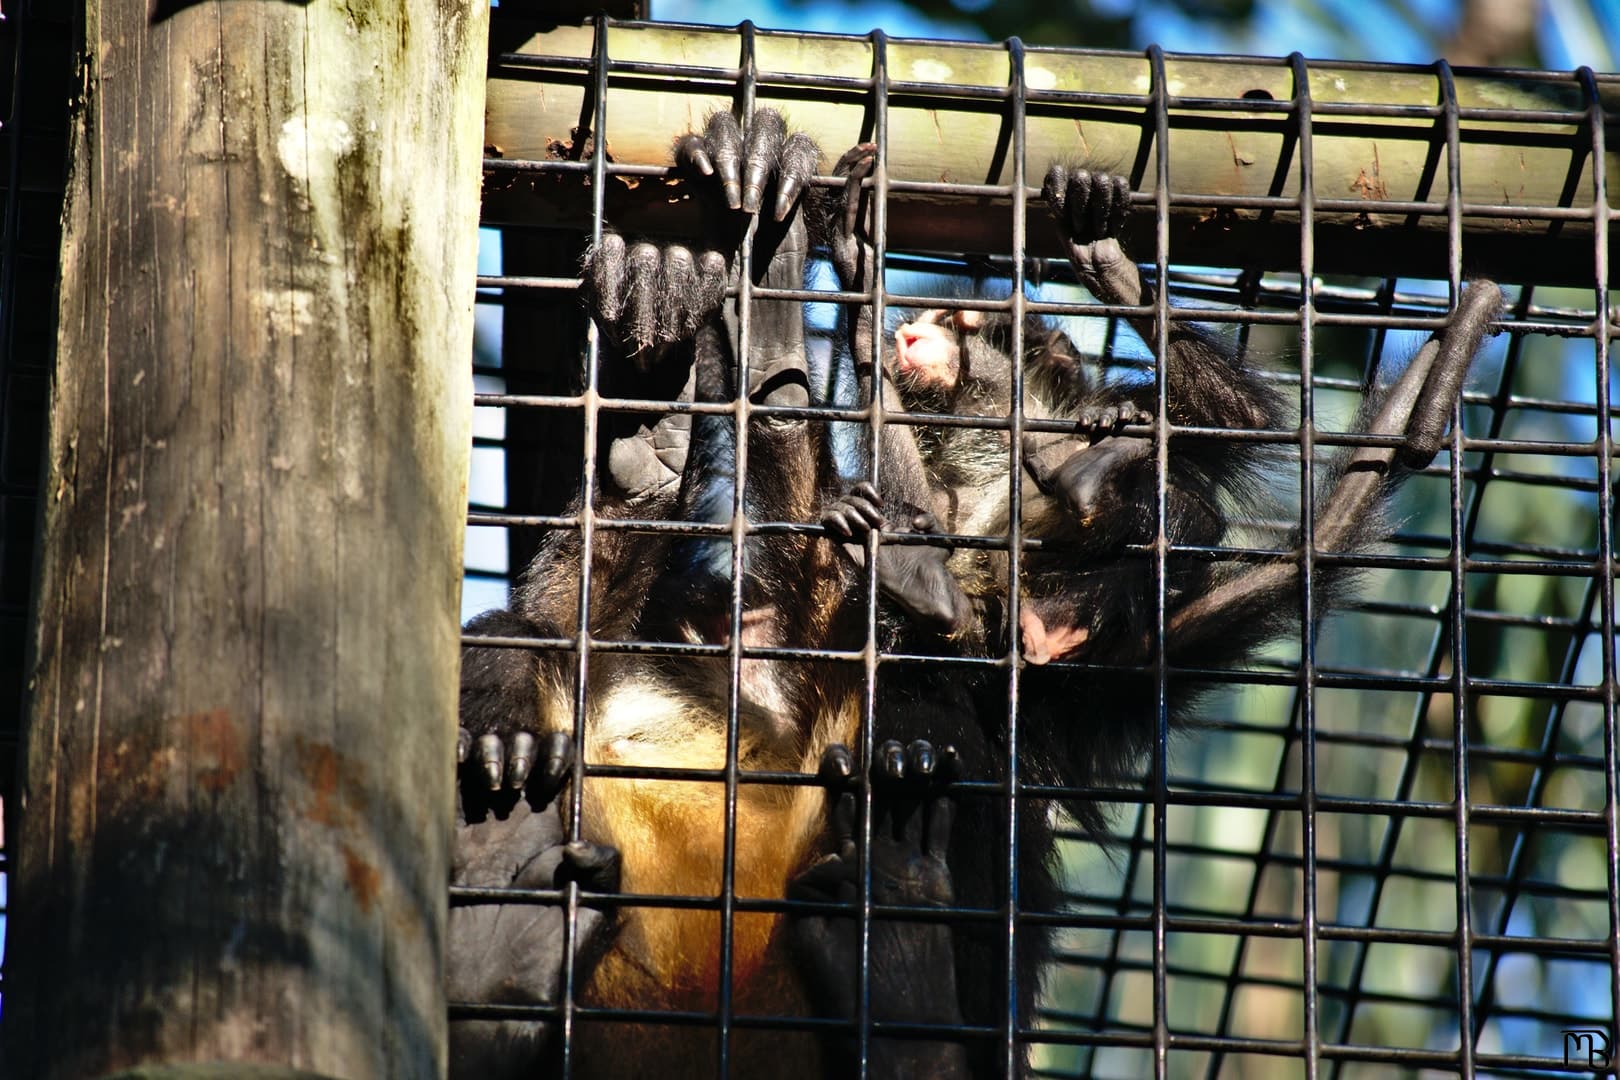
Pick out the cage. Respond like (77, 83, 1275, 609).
(0, 7, 1613, 1079)
(455, 14, 1618, 1080)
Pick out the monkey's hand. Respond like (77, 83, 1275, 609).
(449, 733, 623, 1080)
(789, 741, 970, 1078)
(1042, 165, 1143, 307)
(582, 109, 819, 375)
(458, 609, 575, 820)
(824, 482, 973, 636)
(828, 142, 879, 292)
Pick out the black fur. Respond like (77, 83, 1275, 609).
(823, 148, 1504, 1075)
(451, 114, 1505, 1078)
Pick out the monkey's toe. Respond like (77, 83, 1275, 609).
(559, 840, 623, 893)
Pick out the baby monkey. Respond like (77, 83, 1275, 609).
(832, 153, 1502, 674)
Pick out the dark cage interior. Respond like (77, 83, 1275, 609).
(451, 14, 1618, 1080)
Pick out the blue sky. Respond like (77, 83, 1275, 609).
(652, 0, 1620, 70)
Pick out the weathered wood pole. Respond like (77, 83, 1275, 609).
(4, 2, 487, 1077)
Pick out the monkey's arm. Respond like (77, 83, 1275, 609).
(1042, 166, 1279, 433)
(1117, 279, 1506, 664)
(448, 727, 622, 1080)
(825, 144, 975, 636)
(790, 742, 971, 1079)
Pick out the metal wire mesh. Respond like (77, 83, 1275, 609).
(460, 15, 1617, 1078)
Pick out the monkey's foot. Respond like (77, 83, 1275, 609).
(824, 483, 972, 636)
(1022, 432, 1152, 530)
(583, 108, 820, 369)
(448, 782, 622, 1080)
(790, 742, 966, 1039)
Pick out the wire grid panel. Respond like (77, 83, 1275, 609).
(460, 16, 1619, 1079)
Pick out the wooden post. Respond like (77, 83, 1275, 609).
(4, 1, 487, 1077)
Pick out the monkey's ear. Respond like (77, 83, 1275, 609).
(1031, 327, 1084, 374)
(950, 309, 986, 334)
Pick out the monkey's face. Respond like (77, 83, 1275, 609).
(891, 308, 983, 409)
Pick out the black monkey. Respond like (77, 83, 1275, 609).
(819, 147, 1505, 1075)
(451, 110, 902, 1080)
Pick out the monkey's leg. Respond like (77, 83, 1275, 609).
(1315, 279, 1505, 549)
(826, 143, 974, 634)
(448, 731, 623, 1080)
(1157, 279, 1505, 660)
(790, 741, 971, 1079)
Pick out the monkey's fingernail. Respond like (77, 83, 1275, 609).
(456, 729, 470, 764)
(476, 734, 504, 791)
(742, 184, 764, 215)
(507, 732, 537, 789)
(690, 150, 715, 176)
(722, 181, 743, 209)
(774, 182, 801, 221)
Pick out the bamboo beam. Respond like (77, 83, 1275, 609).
(485, 20, 1617, 282)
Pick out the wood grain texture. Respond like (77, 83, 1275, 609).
(6, 2, 487, 1077)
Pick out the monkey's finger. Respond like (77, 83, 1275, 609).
(818, 743, 856, 788)
(475, 733, 506, 791)
(674, 132, 715, 177)
(1042, 163, 1070, 222)
(1101, 173, 1127, 238)
(623, 242, 662, 358)
(775, 131, 820, 221)
(704, 111, 745, 210)
(739, 108, 786, 216)
(851, 479, 883, 506)
(560, 840, 624, 895)
(831, 790, 859, 861)
(456, 727, 471, 764)
(906, 739, 937, 783)
(505, 730, 538, 791)
(875, 738, 908, 783)
(846, 495, 885, 529)
(662, 245, 701, 340)
(1063, 169, 1097, 235)
(537, 731, 573, 799)
(923, 786, 956, 861)
(584, 233, 627, 327)
(822, 507, 859, 539)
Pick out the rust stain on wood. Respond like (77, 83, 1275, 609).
(188, 707, 244, 793)
(342, 843, 382, 913)
(294, 737, 367, 827)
